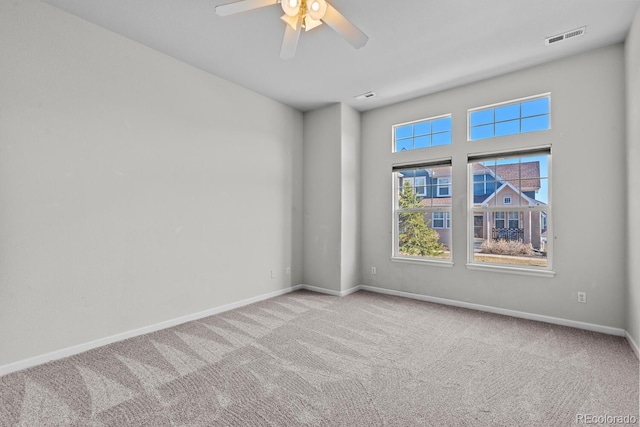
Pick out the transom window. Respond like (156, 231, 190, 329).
(468, 94, 550, 141)
(393, 115, 452, 152)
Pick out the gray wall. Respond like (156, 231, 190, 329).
(0, 0, 303, 366)
(303, 103, 362, 293)
(626, 8, 640, 348)
(361, 45, 628, 329)
(303, 105, 342, 292)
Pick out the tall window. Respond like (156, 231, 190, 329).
(393, 115, 452, 152)
(393, 162, 452, 261)
(468, 150, 551, 271)
(468, 94, 550, 141)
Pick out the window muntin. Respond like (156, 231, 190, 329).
(393, 115, 452, 152)
(468, 95, 550, 141)
(468, 151, 551, 270)
(393, 164, 452, 261)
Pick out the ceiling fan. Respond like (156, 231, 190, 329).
(215, 0, 368, 59)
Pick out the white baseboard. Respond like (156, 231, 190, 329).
(626, 331, 640, 360)
(0, 286, 301, 377)
(359, 285, 628, 337)
(299, 284, 362, 297)
(2, 283, 635, 376)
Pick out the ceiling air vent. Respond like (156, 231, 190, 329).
(355, 91, 376, 101)
(545, 26, 586, 45)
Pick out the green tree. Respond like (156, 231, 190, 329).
(399, 181, 444, 256)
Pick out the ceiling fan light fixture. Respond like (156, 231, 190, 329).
(304, 15, 323, 31)
(281, 13, 300, 30)
(281, 0, 300, 17)
(307, 0, 327, 21)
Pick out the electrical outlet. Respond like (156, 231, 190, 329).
(271, 270, 276, 279)
(371, 267, 376, 275)
(577, 291, 587, 303)
(285, 267, 291, 276)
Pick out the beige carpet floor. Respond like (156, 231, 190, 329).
(0, 290, 638, 426)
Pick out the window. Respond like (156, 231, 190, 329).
(393, 115, 452, 152)
(393, 162, 452, 261)
(508, 212, 520, 229)
(468, 94, 550, 141)
(468, 149, 551, 272)
(432, 212, 451, 229)
(437, 178, 451, 197)
(401, 176, 427, 196)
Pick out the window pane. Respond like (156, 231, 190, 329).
(432, 131, 451, 146)
(414, 121, 431, 136)
(432, 117, 452, 133)
(393, 115, 452, 152)
(414, 135, 431, 149)
(395, 125, 413, 139)
(495, 104, 520, 122)
(470, 124, 494, 140)
(521, 115, 549, 133)
(473, 209, 547, 267)
(470, 153, 550, 269)
(470, 109, 494, 126)
(495, 119, 520, 137)
(396, 139, 413, 152)
(397, 213, 451, 259)
(395, 165, 452, 260)
(468, 96, 549, 141)
(521, 98, 549, 117)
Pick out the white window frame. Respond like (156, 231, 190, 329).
(392, 114, 453, 153)
(392, 161, 453, 266)
(437, 177, 451, 197)
(494, 212, 506, 229)
(504, 196, 512, 205)
(508, 212, 520, 229)
(432, 212, 451, 229)
(402, 176, 427, 197)
(466, 147, 554, 278)
(467, 93, 551, 141)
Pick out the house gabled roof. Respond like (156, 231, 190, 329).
(478, 181, 545, 207)
(473, 162, 541, 191)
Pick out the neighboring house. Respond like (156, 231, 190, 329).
(400, 161, 547, 252)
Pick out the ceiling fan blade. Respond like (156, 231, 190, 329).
(280, 17, 302, 59)
(215, 0, 278, 17)
(321, 3, 368, 49)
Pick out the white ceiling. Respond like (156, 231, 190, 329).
(42, 0, 640, 112)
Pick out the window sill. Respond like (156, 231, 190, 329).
(466, 262, 555, 278)
(391, 256, 454, 268)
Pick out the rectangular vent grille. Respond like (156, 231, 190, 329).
(546, 26, 586, 45)
(355, 91, 376, 101)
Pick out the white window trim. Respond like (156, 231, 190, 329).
(392, 163, 453, 263)
(467, 93, 551, 141)
(466, 150, 554, 274)
(437, 177, 451, 197)
(402, 176, 427, 197)
(504, 196, 512, 205)
(432, 212, 450, 229)
(392, 113, 452, 153)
